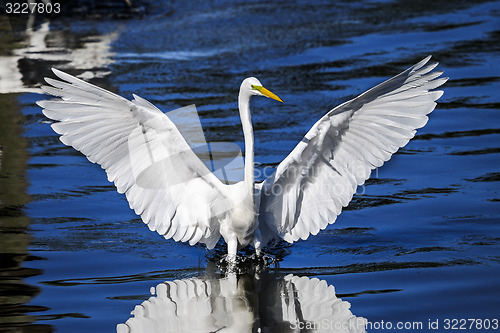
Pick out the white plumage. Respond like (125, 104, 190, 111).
(38, 56, 447, 261)
(116, 274, 366, 333)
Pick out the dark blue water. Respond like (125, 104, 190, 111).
(1, 0, 499, 332)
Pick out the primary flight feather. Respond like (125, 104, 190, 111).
(38, 56, 447, 262)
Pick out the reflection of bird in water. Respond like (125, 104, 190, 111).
(38, 56, 446, 263)
(116, 271, 367, 333)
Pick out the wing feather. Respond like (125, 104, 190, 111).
(259, 56, 447, 243)
(39, 68, 231, 248)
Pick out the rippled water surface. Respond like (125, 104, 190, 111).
(1, 0, 499, 332)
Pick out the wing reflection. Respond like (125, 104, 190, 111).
(0, 21, 117, 94)
(117, 272, 366, 333)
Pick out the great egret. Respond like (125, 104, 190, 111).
(38, 56, 447, 262)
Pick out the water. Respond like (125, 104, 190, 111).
(1, 0, 499, 332)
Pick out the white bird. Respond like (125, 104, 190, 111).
(38, 56, 447, 262)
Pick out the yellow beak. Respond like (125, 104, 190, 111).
(252, 85, 283, 102)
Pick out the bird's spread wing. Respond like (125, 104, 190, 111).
(278, 275, 366, 331)
(259, 56, 448, 243)
(38, 69, 231, 248)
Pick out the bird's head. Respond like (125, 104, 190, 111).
(242, 77, 283, 102)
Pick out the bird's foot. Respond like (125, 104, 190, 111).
(250, 252, 274, 266)
(218, 254, 242, 273)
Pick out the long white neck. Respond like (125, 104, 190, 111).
(238, 88, 254, 194)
